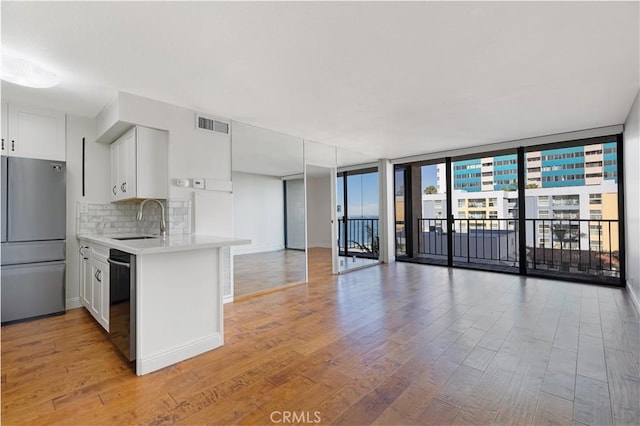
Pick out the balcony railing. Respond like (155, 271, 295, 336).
(338, 217, 379, 258)
(415, 217, 620, 283)
(552, 199, 580, 207)
(526, 218, 619, 280)
(417, 218, 519, 268)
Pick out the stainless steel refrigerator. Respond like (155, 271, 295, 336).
(1, 156, 66, 324)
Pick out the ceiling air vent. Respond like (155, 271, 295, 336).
(196, 114, 229, 134)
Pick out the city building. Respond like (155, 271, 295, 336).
(437, 141, 618, 193)
(423, 180, 617, 250)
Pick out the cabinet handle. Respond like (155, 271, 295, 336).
(112, 185, 117, 195)
(80, 245, 88, 260)
(94, 270, 98, 280)
(11, 140, 15, 151)
(96, 269, 102, 283)
(1, 138, 4, 150)
(121, 182, 127, 193)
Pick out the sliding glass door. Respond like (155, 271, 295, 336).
(524, 136, 622, 284)
(393, 134, 624, 286)
(416, 161, 449, 265)
(337, 168, 380, 261)
(449, 152, 520, 272)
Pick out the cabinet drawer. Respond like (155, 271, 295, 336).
(91, 244, 109, 263)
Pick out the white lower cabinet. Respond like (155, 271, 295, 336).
(79, 245, 91, 309)
(99, 259, 110, 329)
(78, 242, 109, 331)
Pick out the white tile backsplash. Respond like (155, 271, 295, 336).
(167, 200, 192, 236)
(77, 199, 191, 236)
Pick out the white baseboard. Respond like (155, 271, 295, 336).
(627, 283, 640, 314)
(66, 297, 82, 310)
(137, 333, 222, 376)
(232, 245, 285, 256)
(223, 295, 234, 304)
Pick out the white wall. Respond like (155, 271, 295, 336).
(624, 89, 640, 311)
(232, 171, 284, 255)
(306, 172, 332, 248)
(65, 115, 110, 308)
(379, 159, 395, 263)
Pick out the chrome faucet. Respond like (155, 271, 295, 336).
(137, 199, 166, 238)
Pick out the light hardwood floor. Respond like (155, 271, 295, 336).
(2, 252, 640, 425)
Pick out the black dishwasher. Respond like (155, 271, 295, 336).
(107, 249, 136, 362)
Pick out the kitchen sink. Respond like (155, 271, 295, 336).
(112, 236, 160, 241)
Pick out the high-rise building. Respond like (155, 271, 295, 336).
(440, 142, 618, 192)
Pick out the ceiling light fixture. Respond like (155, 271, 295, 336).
(1, 54, 60, 88)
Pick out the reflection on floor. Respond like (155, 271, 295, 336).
(338, 255, 379, 272)
(307, 247, 333, 278)
(234, 249, 306, 298)
(306, 247, 379, 275)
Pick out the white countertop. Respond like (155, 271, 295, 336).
(77, 233, 251, 255)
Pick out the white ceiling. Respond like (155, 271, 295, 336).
(2, 1, 638, 160)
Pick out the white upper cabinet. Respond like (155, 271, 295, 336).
(110, 126, 168, 202)
(110, 136, 119, 201)
(110, 127, 137, 201)
(2, 103, 65, 161)
(1, 102, 7, 155)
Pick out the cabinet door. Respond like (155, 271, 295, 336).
(100, 262, 110, 330)
(79, 246, 91, 309)
(136, 126, 168, 199)
(90, 259, 101, 320)
(118, 128, 137, 200)
(7, 104, 65, 161)
(90, 258, 109, 331)
(110, 141, 120, 201)
(1, 102, 7, 155)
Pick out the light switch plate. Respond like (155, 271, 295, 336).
(193, 178, 205, 189)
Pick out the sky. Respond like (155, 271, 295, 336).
(421, 164, 439, 191)
(335, 165, 441, 218)
(336, 172, 379, 217)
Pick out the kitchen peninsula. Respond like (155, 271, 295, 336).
(77, 233, 250, 375)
